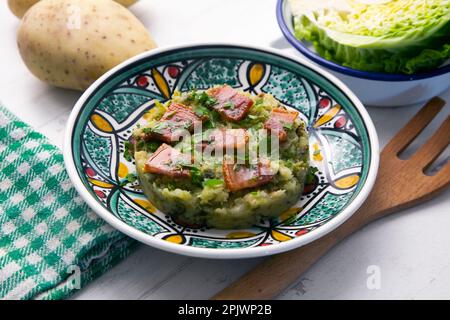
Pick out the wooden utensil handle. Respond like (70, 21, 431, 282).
(211, 187, 421, 300)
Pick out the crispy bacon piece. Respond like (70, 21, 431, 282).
(209, 85, 254, 122)
(207, 129, 248, 150)
(144, 144, 191, 178)
(145, 103, 206, 143)
(222, 159, 274, 192)
(264, 108, 298, 142)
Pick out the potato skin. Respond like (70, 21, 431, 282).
(8, 0, 138, 18)
(17, 0, 156, 91)
(8, 0, 39, 18)
(115, 0, 138, 7)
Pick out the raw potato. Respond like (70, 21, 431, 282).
(115, 0, 138, 7)
(17, 0, 156, 91)
(8, 0, 138, 18)
(8, 0, 39, 19)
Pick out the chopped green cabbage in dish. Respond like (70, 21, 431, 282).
(290, 0, 450, 74)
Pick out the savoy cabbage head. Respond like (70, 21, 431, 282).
(290, 0, 450, 74)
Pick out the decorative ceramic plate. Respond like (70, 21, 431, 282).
(64, 44, 379, 259)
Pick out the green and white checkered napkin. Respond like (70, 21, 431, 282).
(0, 105, 136, 300)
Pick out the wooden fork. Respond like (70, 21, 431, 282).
(213, 97, 450, 300)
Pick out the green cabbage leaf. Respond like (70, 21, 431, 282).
(290, 0, 450, 74)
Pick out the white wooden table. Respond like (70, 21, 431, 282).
(1, 0, 449, 300)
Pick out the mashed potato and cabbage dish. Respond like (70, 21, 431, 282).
(127, 85, 310, 229)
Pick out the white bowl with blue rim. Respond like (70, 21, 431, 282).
(276, 0, 450, 107)
(64, 43, 379, 259)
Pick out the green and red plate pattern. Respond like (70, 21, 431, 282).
(68, 45, 374, 252)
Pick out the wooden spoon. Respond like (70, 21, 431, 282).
(213, 97, 450, 300)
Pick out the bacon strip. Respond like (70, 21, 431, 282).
(145, 103, 206, 143)
(222, 159, 274, 192)
(208, 85, 254, 122)
(144, 144, 191, 178)
(264, 108, 298, 142)
(207, 129, 248, 150)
